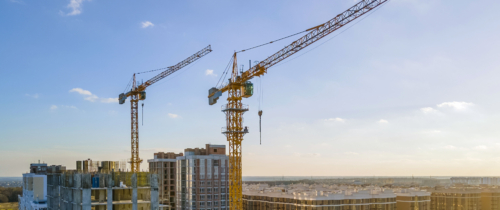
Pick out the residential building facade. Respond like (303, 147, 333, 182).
(149, 152, 184, 209)
(176, 144, 229, 210)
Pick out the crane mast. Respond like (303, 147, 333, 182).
(207, 1, 387, 209)
(120, 45, 212, 172)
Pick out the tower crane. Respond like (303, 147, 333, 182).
(119, 45, 212, 172)
(207, 0, 387, 209)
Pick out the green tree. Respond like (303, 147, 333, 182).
(0, 194, 8, 203)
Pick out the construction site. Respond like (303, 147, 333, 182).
(40, 0, 392, 210)
(16, 1, 488, 210)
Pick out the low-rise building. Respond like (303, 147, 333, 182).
(242, 184, 397, 210)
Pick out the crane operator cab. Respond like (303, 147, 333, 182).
(241, 81, 253, 98)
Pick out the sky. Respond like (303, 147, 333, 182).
(2, 0, 500, 177)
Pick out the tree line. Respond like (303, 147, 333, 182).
(0, 187, 22, 203)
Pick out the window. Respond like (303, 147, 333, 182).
(214, 201, 219, 206)
(214, 181, 218, 186)
(213, 160, 219, 166)
(207, 202, 212, 206)
(207, 195, 212, 199)
(214, 195, 219, 199)
(200, 202, 205, 207)
(207, 182, 211, 186)
(214, 188, 219, 193)
(221, 188, 225, 193)
(201, 181, 205, 186)
(208, 188, 212, 193)
(214, 149, 217, 152)
(200, 195, 205, 200)
(200, 188, 205, 193)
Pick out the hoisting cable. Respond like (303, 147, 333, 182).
(123, 75, 134, 93)
(236, 30, 307, 53)
(216, 56, 235, 88)
(142, 103, 144, 126)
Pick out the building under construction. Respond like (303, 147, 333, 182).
(47, 171, 167, 210)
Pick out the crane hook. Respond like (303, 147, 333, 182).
(258, 110, 263, 145)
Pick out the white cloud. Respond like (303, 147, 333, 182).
(25, 94, 39, 99)
(50, 105, 58, 110)
(378, 119, 388, 124)
(65, 0, 86, 16)
(70, 88, 115, 103)
(70, 88, 92, 96)
(141, 21, 154, 28)
(344, 152, 359, 155)
(100, 98, 118, 103)
(474, 145, 488, 150)
(285, 145, 291, 148)
(205, 69, 217, 77)
(324, 117, 345, 123)
(437, 101, 474, 110)
(421, 107, 437, 114)
(168, 113, 179, 118)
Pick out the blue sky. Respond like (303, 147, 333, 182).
(2, 0, 500, 177)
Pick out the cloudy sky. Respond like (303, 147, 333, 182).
(2, 0, 500, 177)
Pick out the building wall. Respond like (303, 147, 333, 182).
(243, 195, 397, 210)
(149, 152, 183, 209)
(33, 177, 46, 201)
(430, 190, 482, 210)
(396, 195, 431, 210)
(481, 190, 500, 210)
(176, 144, 229, 210)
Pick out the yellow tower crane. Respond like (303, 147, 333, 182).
(119, 45, 212, 172)
(207, 0, 388, 209)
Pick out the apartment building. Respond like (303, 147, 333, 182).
(395, 189, 431, 210)
(242, 184, 397, 210)
(19, 162, 66, 210)
(149, 152, 184, 208)
(176, 144, 229, 210)
(46, 171, 165, 210)
(429, 188, 482, 210)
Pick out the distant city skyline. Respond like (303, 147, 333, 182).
(3, 0, 500, 177)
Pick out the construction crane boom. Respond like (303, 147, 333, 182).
(206, 1, 388, 210)
(209, 0, 387, 100)
(119, 45, 212, 173)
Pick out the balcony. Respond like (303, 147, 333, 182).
(221, 104, 249, 112)
(221, 126, 249, 134)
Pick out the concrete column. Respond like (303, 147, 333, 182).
(74, 174, 82, 210)
(82, 173, 92, 210)
(150, 174, 159, 210)
(132, 173, 138, 210)
(60, 174, 66, 210)
(107, 174, 114, 210)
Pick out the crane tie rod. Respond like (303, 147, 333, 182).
(236, 30, 307, 53)
(136, 66, 171, 75)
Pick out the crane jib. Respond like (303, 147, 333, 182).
(207, 0, 387, 104)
